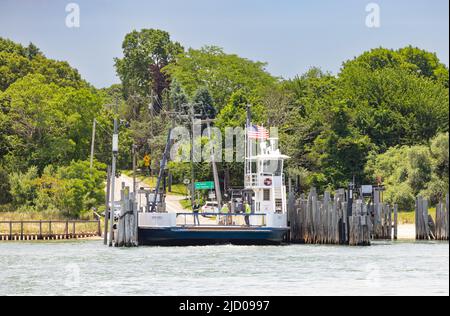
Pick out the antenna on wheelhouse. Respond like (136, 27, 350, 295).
(245, 104, 252, 180)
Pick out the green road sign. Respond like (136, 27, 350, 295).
(194, 181, 215, 190)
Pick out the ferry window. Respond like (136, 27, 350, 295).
(262, 160, 282, 176)
(275, 199, 283, 212)
(149, 194, 159, 202)
(263, 189, 271, 201)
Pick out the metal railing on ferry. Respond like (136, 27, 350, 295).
(175, 213, 267, 228)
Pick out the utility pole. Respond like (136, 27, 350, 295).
(103, 165, 111, 245)
(109, 100, 119, 247)
(190, 104, 196, 206)
(132, 144, 137, 194)
(90, 118, 96, 171)
(245, 105, 252, 181)
(167, 100, 176, 193)
(150, 130, 172, 213)
(206, 120, 222, 207)
(132, 143, 138, 245)
(346, 175, 355, 245)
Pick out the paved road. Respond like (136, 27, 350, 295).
(110, 174, 185, 213)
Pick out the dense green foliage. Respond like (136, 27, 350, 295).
(9, 160, 105, 217)
(274, 49, 449, 190)
(0, 38, 86, 91)
(164, 46, 277, 110)
(0, 74, 103, 171)
(365, 133, 449, 210)
(0, 38, 112, 216)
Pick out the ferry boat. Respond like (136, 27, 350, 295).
(137, 106, 290, 246)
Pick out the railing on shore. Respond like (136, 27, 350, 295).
(0, 220, 101, 241)
(176, 213, 267, 227)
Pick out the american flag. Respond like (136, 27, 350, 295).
(247, 125, 269, 140)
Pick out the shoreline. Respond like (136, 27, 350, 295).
(397, 224, 415, 240)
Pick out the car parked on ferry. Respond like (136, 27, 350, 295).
(201, 201, 219, 214)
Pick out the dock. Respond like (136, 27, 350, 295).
(0, 220, 101, 241)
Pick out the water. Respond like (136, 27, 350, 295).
(0, 240, 448, 296)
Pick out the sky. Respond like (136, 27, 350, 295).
(0, 0, 448, 88)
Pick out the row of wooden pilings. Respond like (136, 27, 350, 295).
(416, 195, 449, 241)
(287, 188, 398, 246)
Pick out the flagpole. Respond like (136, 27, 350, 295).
(246, 105, 251, 179)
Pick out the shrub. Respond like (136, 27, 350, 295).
(0, 166, 12, 205)
(9, 166, 39, 208)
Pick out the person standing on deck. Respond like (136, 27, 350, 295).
(192, 200, 201, 226)
(244, 202, 252, 226)
(220, 203, 230, 225)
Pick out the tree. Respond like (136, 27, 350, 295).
(365, 133, 449, 209)
(30, 55, 85, 89)
(9, 166, 39, 210)
(398, 46, 449, 87)
(169, 79, 189, 114)
(278, 68, 337, 176)
(8, 160, 106, 217)
(0, 37, 27, 56)
(1, 38, 85, 91)
(342, 46, 449, 85)
(24, 42, 42, 60)
(430, 132, 449, 183)
(215, 90, 266, 130)
(56, 160, 106, 217)
(307, 103, 375, 189)
(0, 51, 32, 91)
(193, 87, 216, 119)
(0, 166, 12, 205)
(164, 46, 277, 110)
(339, 65, 448, 150)
(0, 74, 104, 171)
(114, 29, 184, 106)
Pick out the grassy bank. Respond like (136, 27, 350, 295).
(398, 208, 436, 225)
(0, 209, 99, 221)
(179, 199, 193, 211)
(0, 211, 67, 221)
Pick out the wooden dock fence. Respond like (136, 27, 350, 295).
(288, 189, 372, 246)
(0, 220, 101, 241)
(287, 188, 403, 246)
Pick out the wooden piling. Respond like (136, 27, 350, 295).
(434, 194, 449, 241)
(393, 204, 398, 240)
(416, 196, 431, 240)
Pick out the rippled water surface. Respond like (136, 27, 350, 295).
(0, 240, 448, 296)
